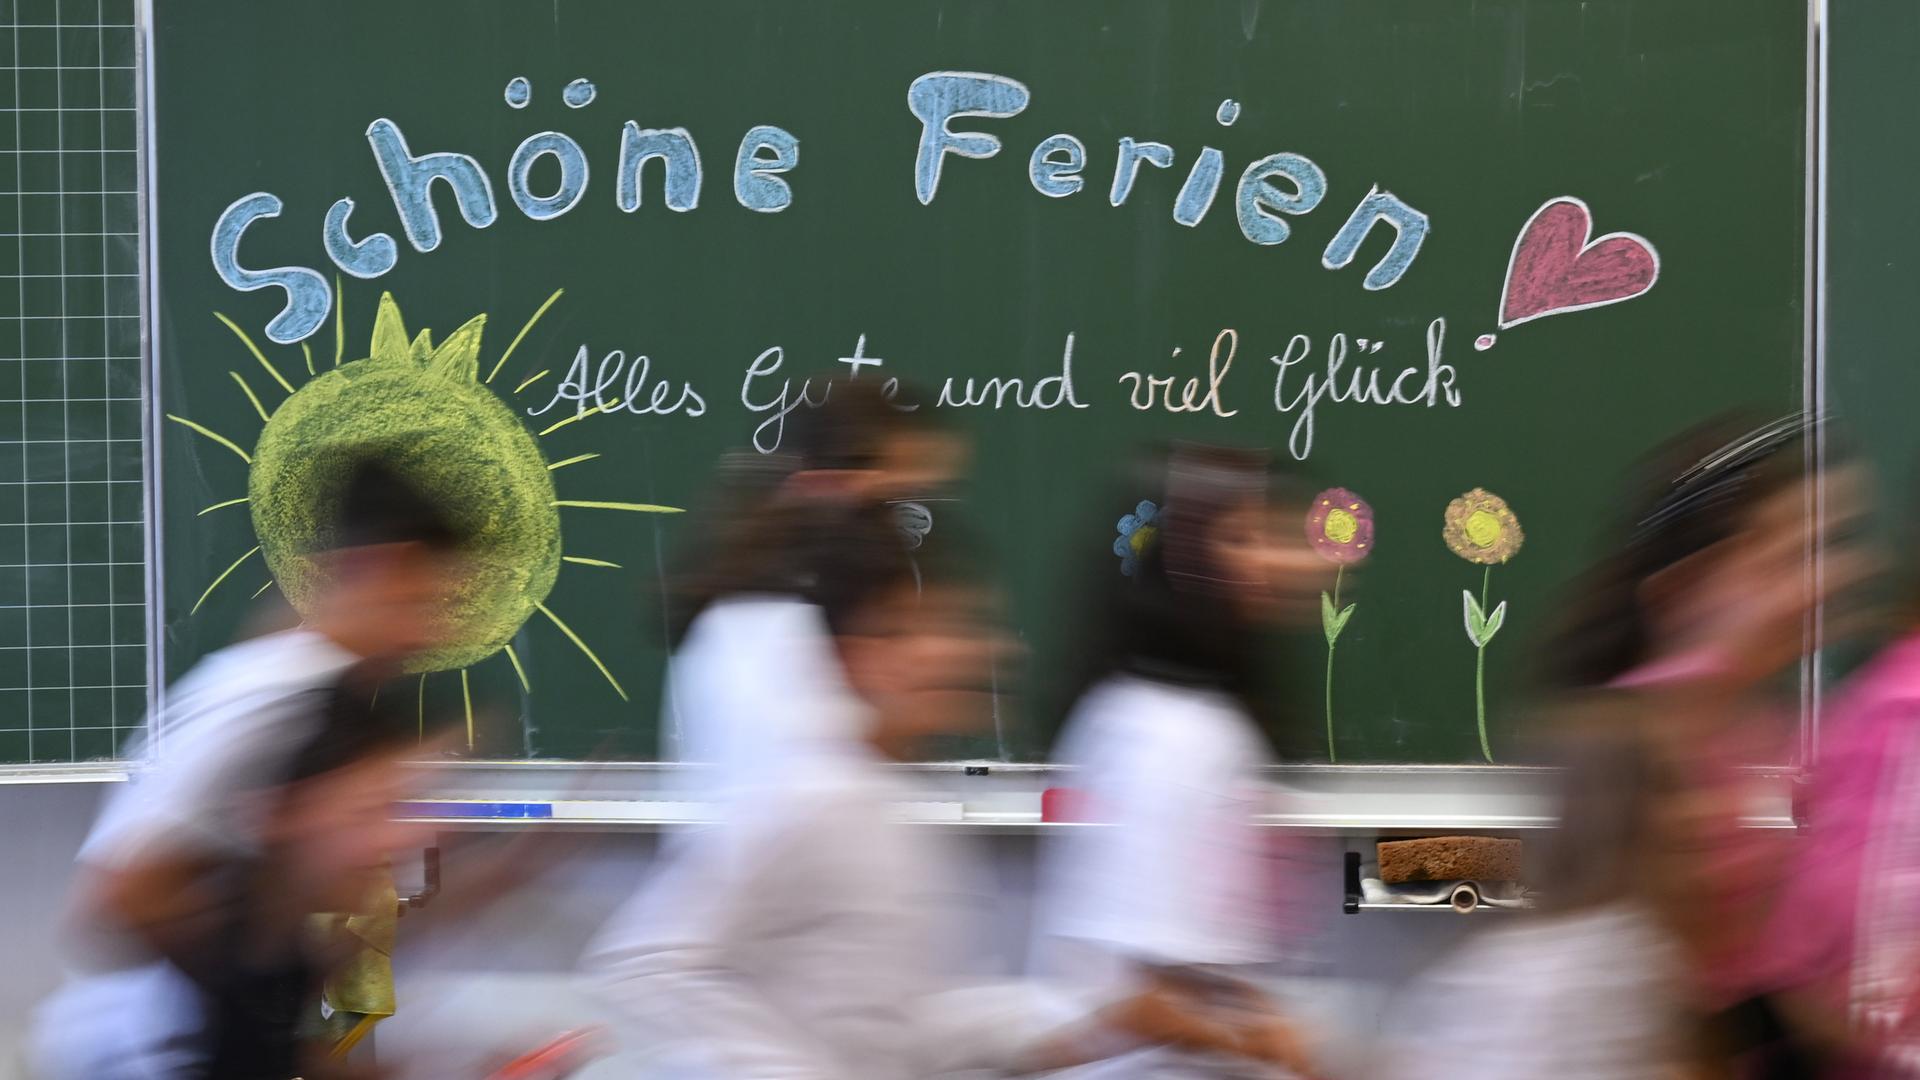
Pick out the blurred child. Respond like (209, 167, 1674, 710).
(590, 521, 1303, 1078)
(1323, 730, 1695, 1080)
(36, 664, 441, 1078)
(1738, 469, 1920, 1076)
(31, 451, 470, 1078)
(1029, 444, 1327, 1078)
(659, 379, 963, 795)
(1542, 414, 1875, 1077)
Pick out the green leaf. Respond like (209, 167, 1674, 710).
(1481, 600, 1508, 644)
(1331, 602, 1357, 641)
(1462, 589, 1487, 645)
(1323, 594, 1359, 645)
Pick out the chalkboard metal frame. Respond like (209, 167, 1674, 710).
(391, 759, 1798, 833)
(7, 1, 1828, 830)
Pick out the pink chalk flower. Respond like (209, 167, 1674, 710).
(1306, 488, 1375, 566)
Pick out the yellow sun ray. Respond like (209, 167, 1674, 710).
(228, 371, 270, 423)
(197, 496, 247, 516)
(485, 287, 564, 384)
(563, 555, 622, 568)
(166, 414, 251, 464)
(546, 453, 599, 471)
(536, 601, 627, 700)
(504, 643, 531, 693)
(191, 545, 260, 615)
(214, 311, 295, 395)
(251, 579, 274, 599)
(461, 669, 474, 750)
(553, 499, 682, 514)
(333, 276, 346, 367)
(302, 342, 314, 376)
(513, 369, 551, 394)
(537, 398, 623, 437)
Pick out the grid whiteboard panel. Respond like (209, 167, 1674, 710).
(0, 0, 144, 764)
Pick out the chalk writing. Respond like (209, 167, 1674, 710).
(1271, 318, 1460, 460)
(935, 334, 1087, 411)
(1118, 330, 1239, 416)
(209, 73, 1436, 343)
(529, 345, 706, 419)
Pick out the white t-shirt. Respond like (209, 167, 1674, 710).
(32, 627, 360, 1080)
(661, 596, 858, 797)
(84, 625, 361, 866)
(1036, 676, 1278, 968)
(587, 740, 1075, 1079)
(1350, 904, 1685, 1080)
(1030, 676, 1280, 1079)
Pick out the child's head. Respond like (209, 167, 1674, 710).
(664, 382, 964, 644)
(1146, 444, 1325, 627)
(815, 526, 1002, 757)
(785, 378, 964, 504)
(305, 450, 473, 664)
(1546, 414, 1869, 689)
(1073, 445, 1322, 715)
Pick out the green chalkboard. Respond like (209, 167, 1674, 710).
(150, 0, 1808, 763)
(1828, 1, 1920, 621)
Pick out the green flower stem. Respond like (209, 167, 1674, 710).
(1325, 565, 1343, 763)
(1476, 565, 1492, 762)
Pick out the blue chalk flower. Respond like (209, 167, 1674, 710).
(1112, 500, 1160, 576)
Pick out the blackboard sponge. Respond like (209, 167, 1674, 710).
(1377, 836, 1520, 884)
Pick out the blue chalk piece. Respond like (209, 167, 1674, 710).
(396, 800, 554, 819)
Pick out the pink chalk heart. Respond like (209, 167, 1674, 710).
(1498, 197, 1660, 330)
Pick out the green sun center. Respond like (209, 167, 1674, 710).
(248, 296, 561, 672)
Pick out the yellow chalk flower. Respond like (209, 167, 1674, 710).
(1443, 488, 1524, 565)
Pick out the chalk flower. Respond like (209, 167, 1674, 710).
(1443, 488, 1525, 565)
(1112, 500, 1159, 577)
(1309, 488, 1371, 762)
(1306, 488, 1375, 566)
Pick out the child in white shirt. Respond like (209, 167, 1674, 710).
(593, 524, 1304, 1078)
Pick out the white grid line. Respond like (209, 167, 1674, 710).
(0, 400, 143, 407)
(0, 438, 142, 445)
(1, 601, 142, 609)
(98, 4, 114, 734)
(1, 634, 141, 641)
(59, 3, 72, 758)
(11, 1, 25, 755)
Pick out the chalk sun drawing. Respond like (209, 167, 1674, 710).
(168, 283, 680, 746)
